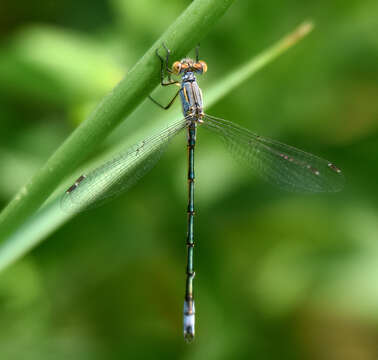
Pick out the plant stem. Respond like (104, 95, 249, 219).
(0, 20, 314, 272)
(0, 0, 235, 243)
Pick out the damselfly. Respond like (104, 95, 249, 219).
(62, 44, 344, 342)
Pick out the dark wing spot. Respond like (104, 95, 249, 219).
(328, 163, 341, 173)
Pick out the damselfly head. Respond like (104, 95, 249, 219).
(172, 58, 207, 75)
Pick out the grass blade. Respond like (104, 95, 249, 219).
(0, 0, 236, 243)
(0, 20, 314, 272)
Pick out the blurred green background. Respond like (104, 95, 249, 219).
(1, 0, 378, 359)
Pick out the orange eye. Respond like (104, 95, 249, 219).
(198, 61, 207, 73)
(193, 61, 207, 73)
(181, 63, 189, 69)
(172, 61, 181, 74)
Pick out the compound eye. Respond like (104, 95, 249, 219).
(198, 61, 207, 73)
(193, 63, 201, 72)
(193, 61, 207, 73)
(172, 61, 182, 74)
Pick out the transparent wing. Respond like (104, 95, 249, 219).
(61, 119, 187, 213)
(202, 115, 344, 192)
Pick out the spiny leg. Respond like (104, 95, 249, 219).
(162, 42, 178, 84)
(149, 88, 180, 110)
(159, 43, 179, 86)
(148, 43, 180, 109)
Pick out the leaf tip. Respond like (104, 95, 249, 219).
(284, 20, 315, 47)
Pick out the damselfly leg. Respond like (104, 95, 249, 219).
(148, 43, 181, 109)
